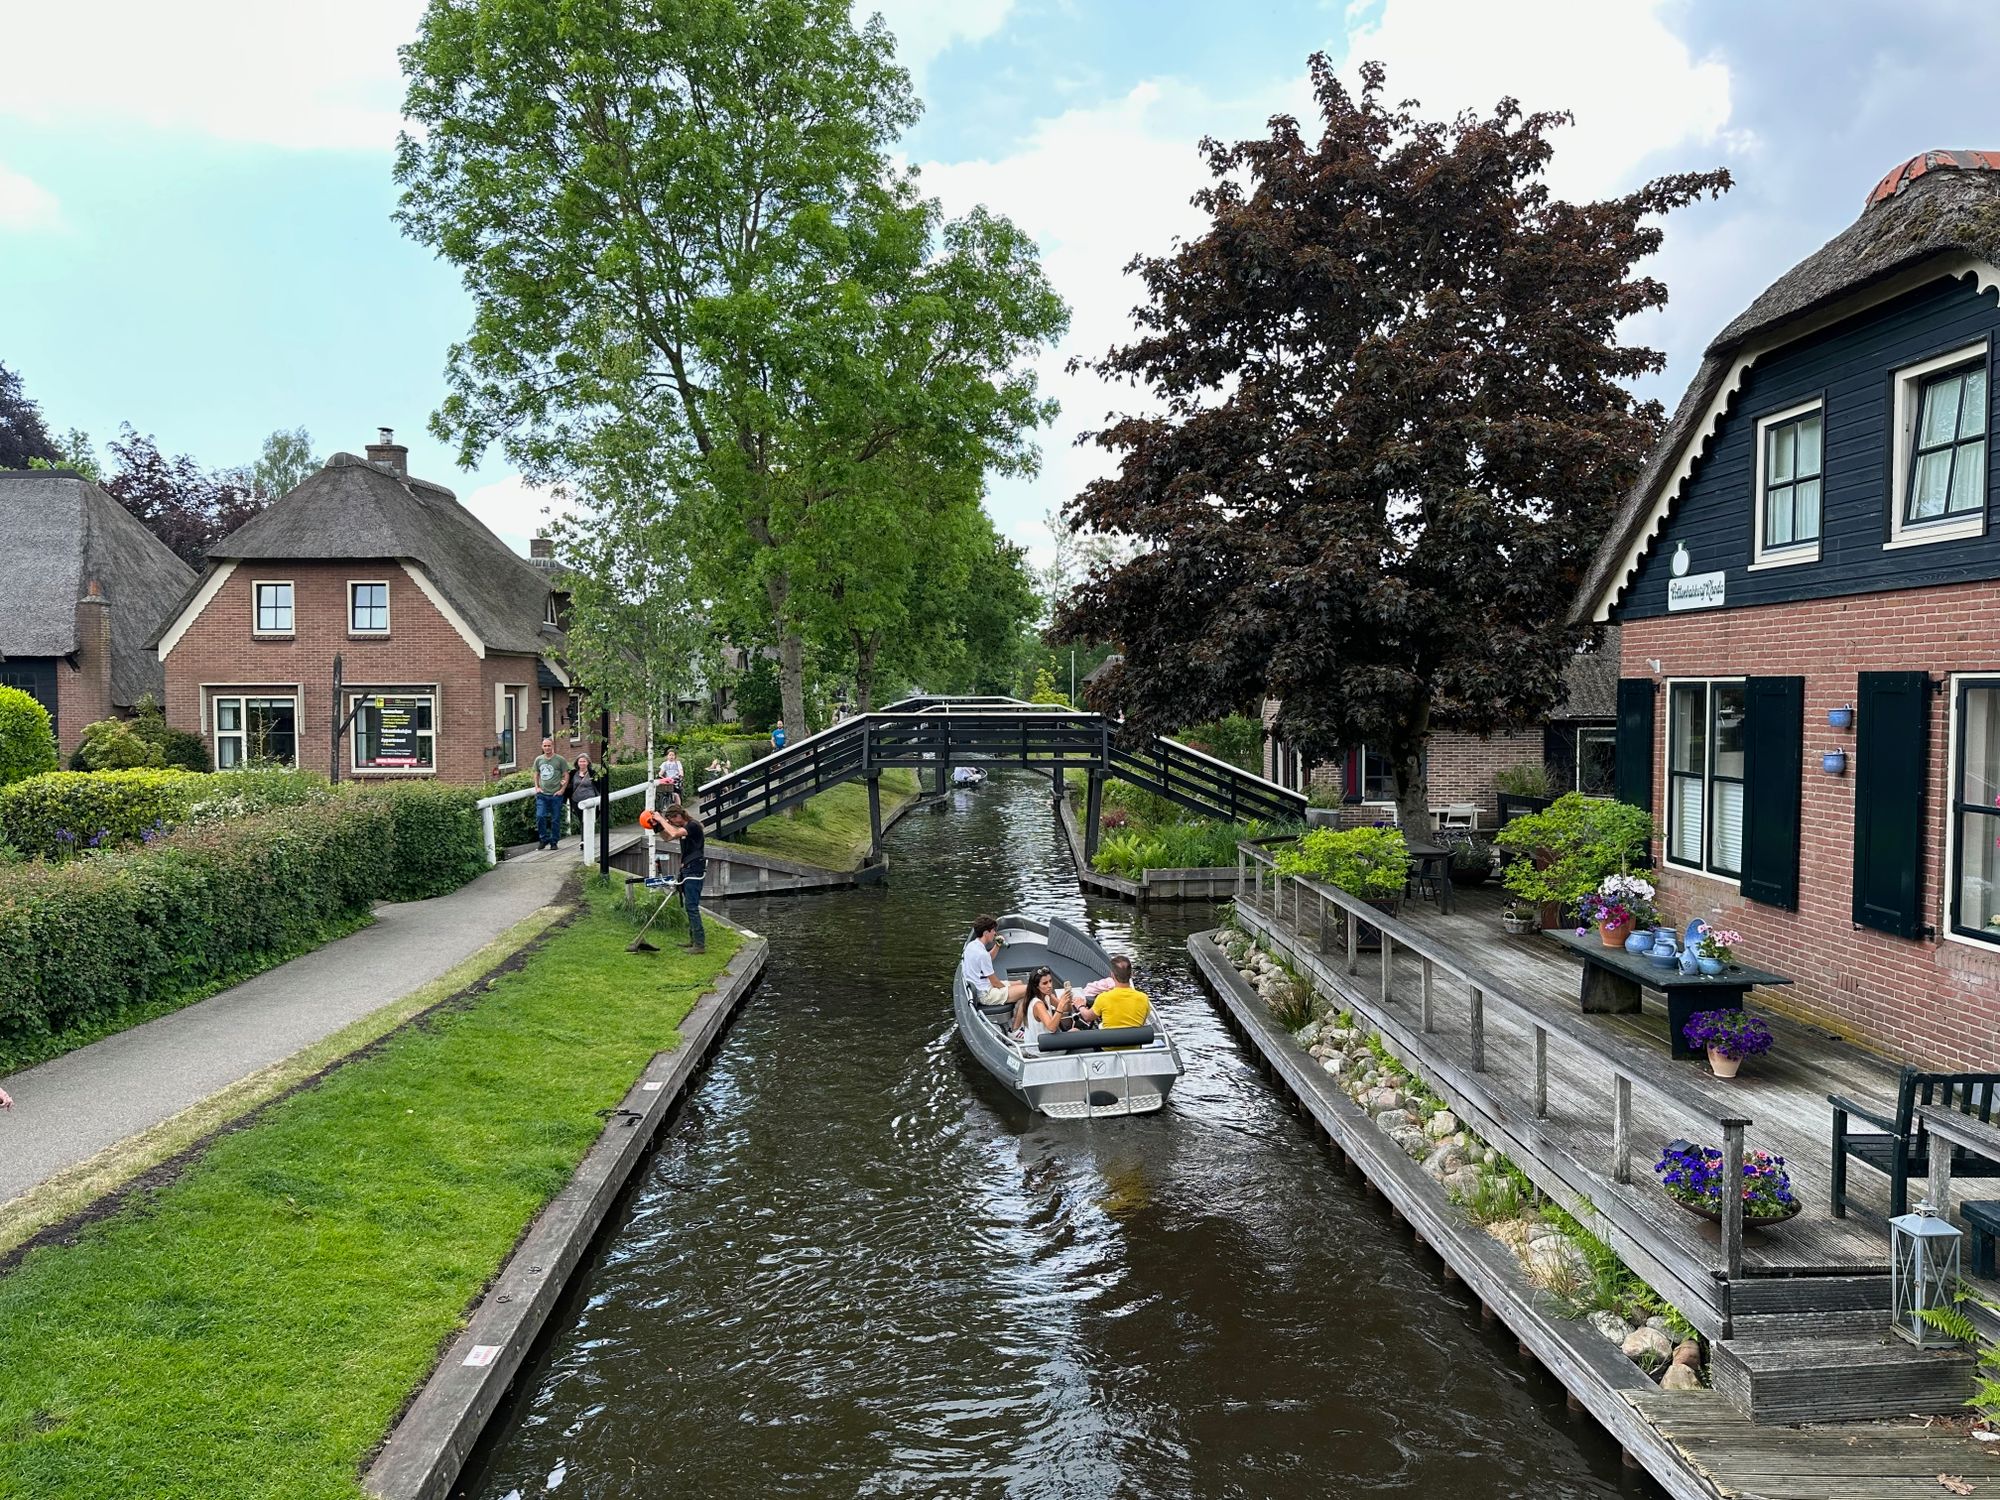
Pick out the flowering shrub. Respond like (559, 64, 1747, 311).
(1695, 925, 1742, 962)
(1654, 1140, 1797, 1220)
(1681, 1009, 1774, 1060)
(1574, 872, 1657, 933)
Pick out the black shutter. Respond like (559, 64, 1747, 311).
(1614, 679, 1656, 813)
(1740, 676, 1804, 909)
(1853, 671, 1932, 939)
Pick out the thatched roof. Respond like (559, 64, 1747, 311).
(1556, 628, 1619, 719)
(1577, 154, 2000, 622)
(0, 471, 196, 706)
(189, 452, 559, 656)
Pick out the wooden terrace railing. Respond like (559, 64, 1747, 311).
(1235, 840, 1753, 1304)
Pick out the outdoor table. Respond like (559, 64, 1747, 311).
(1920, 1105, 2000, 1217)
(1546, 929, 1793, 1061)
(1404, 838, 1454, 916)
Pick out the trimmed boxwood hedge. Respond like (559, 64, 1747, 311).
(0, 782, 487, 1070)
(0, 770, 207, 858)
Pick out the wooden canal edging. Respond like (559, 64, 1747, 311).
(1187, 929, 1723, 1499)
(1056, 791, 1242, 905)
(1191, 929, 2000, 1499)
(363, 921, 770, 1500)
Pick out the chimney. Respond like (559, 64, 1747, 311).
(365, 426, 408, 477)
(530, 535, 555, 561)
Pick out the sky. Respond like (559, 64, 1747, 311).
(4, 0, 1999, 562)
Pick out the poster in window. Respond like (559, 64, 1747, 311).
(358, 696, 431, 769)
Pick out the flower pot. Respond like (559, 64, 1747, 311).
(1707, 1046, 1741, 1078)
(1537, 901, 1563, 931)
(1305, 807, 1341, 828)
(1501, 911, 1535, 935)
(1822, 750, 1847, 775)
(1828, 705, 1854, 730)
(1696, 956, 1724, 976)
(1600, 916, 1633, 948)
(1668, 1192, 1800, 1228)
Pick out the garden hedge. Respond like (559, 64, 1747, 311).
(0, 782, 487, 1069)
(0, 767, 337, 861)
(0, 687, 58, 788)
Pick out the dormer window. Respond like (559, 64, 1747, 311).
(1752, 399, 1823, 567)
(1888, 341, 1990, 548)
(545, 593, 559, 627)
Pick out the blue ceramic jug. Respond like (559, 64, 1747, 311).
(1649, 928, 1679, 967)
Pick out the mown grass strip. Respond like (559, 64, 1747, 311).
(0, 896, 577, 1259)
(718, 766, 920, 868)
(0, 880, 736, 1500)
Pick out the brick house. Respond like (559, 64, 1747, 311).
(154, 432, 584, 783)
(0, 470, 195, 755)
(1577, 150, 2000, 1071)
(1261, 636, 1619, 830)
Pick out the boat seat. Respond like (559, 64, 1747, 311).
(1044, 916, 1109, 977)
(1036, 1024, 1156, 1053)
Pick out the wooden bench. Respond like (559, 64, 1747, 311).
(1831, 1071, 2000, 1220)
(1545, 930, 1793, 1061)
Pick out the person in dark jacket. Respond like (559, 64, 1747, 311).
(662, 803, 707, 954)
(565, 752, 603, 831)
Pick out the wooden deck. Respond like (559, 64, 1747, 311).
(1238, 874, 1918, 1342)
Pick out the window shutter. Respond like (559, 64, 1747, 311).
(1740, 677, 1803, 909)
(1342, 747, 1361, 803)
(1614, 679, 1656, 813)
(1853, 670, 1932, 939)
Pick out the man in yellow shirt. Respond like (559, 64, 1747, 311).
(1082, 956, 1151, 1029)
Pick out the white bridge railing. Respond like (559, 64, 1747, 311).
(472, 779, 655, 866)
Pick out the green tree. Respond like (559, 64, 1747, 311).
(0, 363, 57, 471)
(26, 428, 102, 481)
(396, 0, 1065, 734)
(249, 426, 318, 499)
(0, 686, 59, 785)
(1054, 58, 1727, 830)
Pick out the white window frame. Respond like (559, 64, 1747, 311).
(348, 689, 439, 776)
(540, 687, 554, 741)
(1887, 340, 1990, 549)
(209, 689, 301, 768)
(348, 580, 390, 635)
(544, 592, 559, 627)
(252, 580, 295, 636)
(1749, 397, 1825, 568)
(498, 688, 520, 770)
(1664, 677, 1746, 887)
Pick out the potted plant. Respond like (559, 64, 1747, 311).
(1496, 793, 1656, 931)
(1449, 837, 1496, 886)
(1653, 1139, 1799, 1226)
(1305, 782, 1342, 829)
(1693, 925, 1741, 975)
(1276, 826, 1410, 948)
(1574, 872, 1658, 948)
(1500, 900, 1536, 936)
(1680, 1009, 1774, 1078)
(1495, 762, 1555, 825)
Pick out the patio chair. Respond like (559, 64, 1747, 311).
(1830, 1067, 2000, 1218)
(1438, 804, 1479, 831)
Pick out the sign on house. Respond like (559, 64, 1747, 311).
(363, 699, 423, 768)
(1667, 571, 1726, 612)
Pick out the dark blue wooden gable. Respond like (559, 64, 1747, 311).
(1615, 274, 2000, 620)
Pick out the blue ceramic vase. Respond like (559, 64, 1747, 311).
(1696, 956, 1725, 976)
(1624, 930, 1653, 956)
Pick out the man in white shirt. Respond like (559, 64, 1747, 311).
(963, 914, 1029, 1030)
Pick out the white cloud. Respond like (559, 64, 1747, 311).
(0, 163, 61, 231)
(1345, 0, 1740, 199)
(2, 1, 420, 150)
(858, 0, 1015, 76)
(464, 474, 574, 556)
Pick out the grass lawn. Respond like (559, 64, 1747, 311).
(0, 879, 738, 1500)
(719, 767, 920, 869)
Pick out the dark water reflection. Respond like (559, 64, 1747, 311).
(464, 775, 1638, 1499)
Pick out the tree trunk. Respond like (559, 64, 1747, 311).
(764, 568, 808, 733)
(1392, 699, 1432, 840)
(852, 631, 879, 714)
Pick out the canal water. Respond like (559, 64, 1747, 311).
(464, 774, 1639, 1499)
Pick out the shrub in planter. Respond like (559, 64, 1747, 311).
(1276, 826, 1410, 900)
(1681, 1009, 1774, 1062)
(1449, 838, 1496, 884)
(0, 686, 59, 787)
(1494, 762, 1551, 798)
(1498, 793, 1654, 913)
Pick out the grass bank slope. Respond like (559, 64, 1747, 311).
(0, 880, 736, 1500)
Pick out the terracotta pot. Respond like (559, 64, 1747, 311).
(1600, 917, 1633, 948)
(1707, 1047, 1742, 1079)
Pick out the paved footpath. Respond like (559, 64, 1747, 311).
(0, 851, 576, 1206)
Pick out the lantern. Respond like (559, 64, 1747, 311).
(1889, 1202, 1963, 1348)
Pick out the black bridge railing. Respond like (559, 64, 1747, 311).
(696, 697, 1306, 854)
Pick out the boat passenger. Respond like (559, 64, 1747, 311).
(1080, 957, 1151, 1030)
(1025, 969, 1093, 1034)
(963, 915, 1028, 1028)
(1075, 954, 1135, 1003)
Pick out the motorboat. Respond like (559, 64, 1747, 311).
(950, 765, 986, 787)
(953, 913, 1183, 1118)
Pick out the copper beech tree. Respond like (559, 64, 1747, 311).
(1055, 58, 1729, 830)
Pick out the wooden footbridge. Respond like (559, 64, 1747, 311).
(698, 696, 1306, 861)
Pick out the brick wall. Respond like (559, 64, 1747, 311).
(54, 593, 114, 757)
(1278, 728, 1543, 830)
(162, 561, 543, 784)
(1623, 581, 2000, 1072)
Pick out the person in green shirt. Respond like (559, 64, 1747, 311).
(532, 738, 569, 849)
